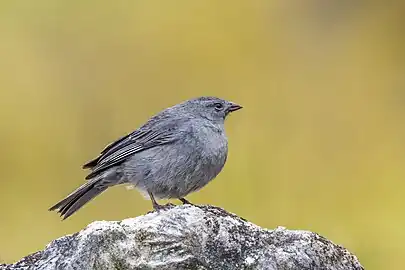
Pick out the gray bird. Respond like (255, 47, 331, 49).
(49, 96, 242, 219)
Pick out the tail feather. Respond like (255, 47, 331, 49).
(49, 179, 108, 220)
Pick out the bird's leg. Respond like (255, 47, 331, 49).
(179, 198, 192, 205)
(149, 192, 175, 211)
(149, 192, 163, 210)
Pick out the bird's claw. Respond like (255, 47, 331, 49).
(153, 203, 176, 212)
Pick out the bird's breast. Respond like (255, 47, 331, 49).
(194, 126, 228, 180)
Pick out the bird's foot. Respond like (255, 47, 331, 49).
(179, 198, 193, 205)
(153, 202, 175, 212)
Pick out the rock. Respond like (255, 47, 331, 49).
(1, 205, 364, 270)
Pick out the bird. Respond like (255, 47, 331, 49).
(49, 96, 242, 220)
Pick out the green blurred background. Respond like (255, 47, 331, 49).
(1, 1, 405, 269)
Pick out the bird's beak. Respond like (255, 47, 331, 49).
(228, 103, 243, 112)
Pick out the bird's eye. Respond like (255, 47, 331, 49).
(214, 103, 224, 111)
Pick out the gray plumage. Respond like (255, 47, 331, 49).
(49, 96, 242, 219)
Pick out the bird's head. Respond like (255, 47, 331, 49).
(183, 96, 242, 124)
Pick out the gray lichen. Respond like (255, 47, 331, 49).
(1, 205, 364, 270)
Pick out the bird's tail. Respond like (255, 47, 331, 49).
(49, 178, 108, 220)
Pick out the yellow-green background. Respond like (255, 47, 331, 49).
(1, 1, 404, 269)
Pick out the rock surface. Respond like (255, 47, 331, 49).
(1, 205, 364, 270)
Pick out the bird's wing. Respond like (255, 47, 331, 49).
(82, 129, 151, 169)
(83, 116, 187, 179)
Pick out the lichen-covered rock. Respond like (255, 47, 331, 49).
(1, 205, 364, 270)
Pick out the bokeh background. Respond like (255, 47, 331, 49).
(1, 1, 405, 269)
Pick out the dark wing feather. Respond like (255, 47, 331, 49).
(82, 128, 153, 169)
(83, 131, 142, 169)
(83, 116, 186, 179)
